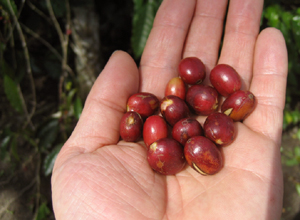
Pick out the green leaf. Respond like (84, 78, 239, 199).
(291, 15, 300, 53)
(3, 74, 24, 113)
(296, 183, 300, 196)
(131, 0, 157, 59)
(35, 202, 51, 220)
(74, 96, 83, 120)
(37, 120, 59, 150)
(43, 144, 62, 176)
(285, 158, 299, 166)
(0, 136, 11, 160)
(0, 0, 18, 15)
(264, 5, 282, 28)
(67, 88, 77, 107)
(284, 111, 293, 125)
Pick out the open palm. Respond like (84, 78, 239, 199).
(52, 0, 288, 219)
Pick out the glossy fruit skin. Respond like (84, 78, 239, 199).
(165, 77, 186, 100)
(127, 92, 159, 120)
(186, 85, 219, 116)
(143, 115, 168, 148)
(178, 57, 206, 85)
(119, 112, 143, 142)
(221, 90, 255, 121)
(147, 138, 186, 175)
(184, 136, 223, 175)
(172, 118, 203, 146)
(203, 113, 235, 146)
(210, 64, 242, 97)
(160, 95, 190, 126)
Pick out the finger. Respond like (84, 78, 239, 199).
(139, 0, 196, 99)
(183, 0, 228, 71)
(244, 28, 288, 145)
(63, 51, 139, 153)
(218, 0, 263, 89)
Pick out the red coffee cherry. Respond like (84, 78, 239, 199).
(172, 118, 203, 146)
(148, 138, 186, 175)
(221, 90, 255, 121)
(119, 112, 143, 142)
(186, 85, 219, 116)
(203, 112, 236, 146)
(165, 77, 186, 100)
(178, 57, 206, 85)
(210, 64, 242, 97)
(160, 95, 190, 126)
(127, 92, 159, 120)
(143, 115, 168, 148)
(184, 136, 223, 175)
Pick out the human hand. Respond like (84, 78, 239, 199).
(51, 0, 288, 219)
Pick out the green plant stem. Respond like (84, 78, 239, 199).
(5, 0, 36, 129)
(45, 0, 72, 100)
(20, 23, 74, 75)
(26, 0, 53, 24)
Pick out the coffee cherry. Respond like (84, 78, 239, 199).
(172, 118, 203, 146)
(143, 115, 168, 148)
(165, 77, 186, 100)
(127, 92, 159, 120)
(186, 85, 219, 116)
(160, 95, 190, 126)
(178, 57, 206, 85)
(221, 90, 255, 121)
(148, 138, 186, 175)
(203, 112, 235, 146)
(184, 136, 223, 175)
(119, 112, 143, 142)
(210, 64, 242, 97)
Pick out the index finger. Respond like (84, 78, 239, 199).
(139, 0, 195, 99)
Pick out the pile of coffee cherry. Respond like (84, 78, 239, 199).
(119, 57, 255, 176)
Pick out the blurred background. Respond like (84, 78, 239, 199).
(1, 0, 300, 219)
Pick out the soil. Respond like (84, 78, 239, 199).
(281, 131, 300, 220)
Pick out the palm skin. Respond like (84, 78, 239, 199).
(51, 0, 288, 219)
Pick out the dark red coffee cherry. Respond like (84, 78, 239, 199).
(210, 64, 242, 97)
(172, 118, 203, 146)
(221, 90, 255, 121)
(148, 138, 186, 175)
(119, 111, 143, 142)
(127, 92, 159, 120)
(184, 136, 223, 175)
(178, 57, 206, 85)
(160, 95, 190, 126)
(186, 85, 219, 116)
(203, 112, 236, 146)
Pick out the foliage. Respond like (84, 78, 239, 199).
(131, 0, 162, 59)
(263, 3, 300, 107)
(0, 0, 81, 217)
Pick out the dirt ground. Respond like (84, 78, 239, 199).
(0, 132, 299, 220)
(281, 131, 300, 220)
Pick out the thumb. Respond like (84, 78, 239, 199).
(55, 51, 139, 167)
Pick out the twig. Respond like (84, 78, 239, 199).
(5, 0, 36, 129)
(26, 0, 52, 24)
(45, 0, 73, 99)
(20, 23, 62, 60)
(21, 23, 75, 75)
(32, 152, 41, 220)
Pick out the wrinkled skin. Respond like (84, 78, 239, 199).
(52, 0, 288, 219)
